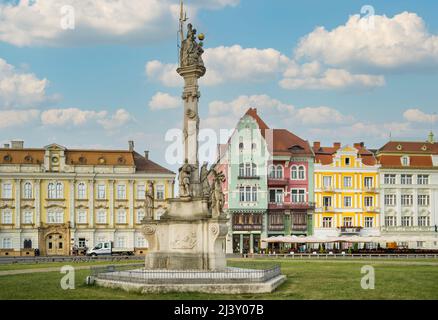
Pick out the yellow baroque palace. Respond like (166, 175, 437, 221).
(312, 142, 380, 238)
(0, 140, 175, 256)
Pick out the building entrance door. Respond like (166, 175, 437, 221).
(46, 233, 65, 256)
(242, 235, 250, 254)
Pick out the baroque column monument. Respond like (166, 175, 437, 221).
(141, 3, 228, 270)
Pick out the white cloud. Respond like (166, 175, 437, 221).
(280, 66, 385, 90)
(295, 106, 354, 125)
(146, 45, 289, 87)
(149, 92, 181, 110)
(97, 109, 132, 130)
(208, 94, 295, 117)
(0, 58, 49, 108)
(0, 109, 40, 128)
(294, 12, 438, 70)
(0, 0, 239, 47)
(41, 108, 132, 130)
(403, 108, 438, 123)
(41, 108, 107, 126)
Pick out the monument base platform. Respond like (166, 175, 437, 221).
(92, 266, 286, 294)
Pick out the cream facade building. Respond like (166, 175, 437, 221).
(0, 140, 175, 256)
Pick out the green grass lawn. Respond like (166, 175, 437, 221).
(1, 258, 437, 300)
(0, 260, 144, 272)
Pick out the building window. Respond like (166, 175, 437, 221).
(251, 187, 257, 202)
(291, 166, 298, 180)
(78, 238, 86, 248)
(385, 216, 396, 227)
(401, 174, 412, 185)
(77, 211, 87, 224)
(384, 194, 396, 206)
(343, 217, 353, 227)
(364, 177, 374, 188)
(136, 236, 146, 248)
(97, 184, 106, 199)
(241, 163, 257, 177)
(364, 197, 373, 207)
(117, 185, 126, 199)
(322, 217, 332, 228)
(239, 187, 245, 202)
(345, 157, 351, 166)
(298, 166, 305, 180)
(117, 210, 127, 224)
(137, 184, 146, 199)
(269, 189, 283, 204)
(23, 211, 33, 224)
(23, 182, 33, 199)
(291, 189, 305, 203)
(417, 241, 424, 248)
(239, 164, 245, 177)
(365, 217, 374, 228)
(97, 210, 107, 224)
(401, 156, 410, 166)
(2, 183, 12, 199)
(47, 210, 64, 224)
(344, 177, 352, 188)
(2, 238, 12, 249)
(401, 216, 413, 227)
(418, 216, 430, 227)
(344, 196, 352, 208)
(77, 183, 87, 200)
(323, 196, 332, 208)
(269, 213, 284, 226)
(1, 210, 12, 224)
(269, 165, 283, 179)
(401, 194, 413, 206)
(323, 176, 332, 188)
(23, 239, 32, 249)
(156, 185, 165, 200)
(417, 175, 429, 185)
(48, 182, 63, 199)
(418, 195, 430, 206)
(384, 174, 396, 185)
(116, 237, 126, 248)
(136, 210, 145, 223)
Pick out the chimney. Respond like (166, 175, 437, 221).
(128, 140, 134, 151)
(333, 142, 341, 149)
(10, 140, 24, 149)
(313, 141, 321, 150)
(144, 151, 149, 160)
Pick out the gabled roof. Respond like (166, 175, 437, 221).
(133, 151, 175, 175)
(271, 129, 313, 157)
(313, 142, 377, 165)
(378, 141, 437, 154)
(244, 108, 269, 133)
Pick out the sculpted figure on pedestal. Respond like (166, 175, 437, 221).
(144, 182, 154, 220)
(179, 160, 194, 197)
(200, 162, 211, 198)
(180, 23, 204, 68)
(210, 170, 226, 217)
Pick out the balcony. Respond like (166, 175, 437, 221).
(268, 178, 289, 187)
(268, 202, 315, 210)
(364, 206, 379, 212)
(268, 224, 285, 231)
(381, 226, 435, 233)
(291, 224, 308, 232)
(338, 226, 363, 235)
(364, 186, 377, 193)
(322, 186, 334, 192)
(238, 175, 260, 180)
(233, 224, 262, 231)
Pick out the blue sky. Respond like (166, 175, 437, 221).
(0, 0, 437, 171)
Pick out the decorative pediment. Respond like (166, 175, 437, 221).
(44, 143, 66, 151)
(134, 201, 146, 209)
(44, 201, 67, 209)
(0, 200, 15, 209)
(115, 203, 129, 209)
(75, 204, 89, 210)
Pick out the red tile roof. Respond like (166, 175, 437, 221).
(271, 129, 313, 157)
(313, 143, 377, 165)
(378, 155, 433, 168)
(379, 141, 438, 154)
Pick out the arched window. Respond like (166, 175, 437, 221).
(48, 183, 56, 199)
(77, 183, 87, 200)
(245, 186, 251, 202)
(23, 182, 33, 199)
(245, 163, 251, 177)
(298, 166, 305, 180)
(56, 183, 64, 199)
(268, 165, 276, 179)
(239, 163, 245, 176)
(275, 165, 283, 179)
(23, 239, 32, 249)
(291, 166, 298, 180)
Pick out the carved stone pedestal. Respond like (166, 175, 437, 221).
(142, 198, 228, 271)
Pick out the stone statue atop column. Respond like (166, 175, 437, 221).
(180, 23, 204, 68)
(144, 182, 154, 220)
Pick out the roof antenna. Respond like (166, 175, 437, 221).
(177, 0, 188, 65)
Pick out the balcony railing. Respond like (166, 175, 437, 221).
(268, 202, 315, 210)
(291, 224, 308, 232)
(268, 178, 289, 186)
(381, 226, 435, 233)
(268, 224, 285, 231)
(238, 175, 260, 180)
(338, 226, 363, 234)
(322, 186, 334, 192)
(364, 206, 379, 212)
(233, 224, 262, 231)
